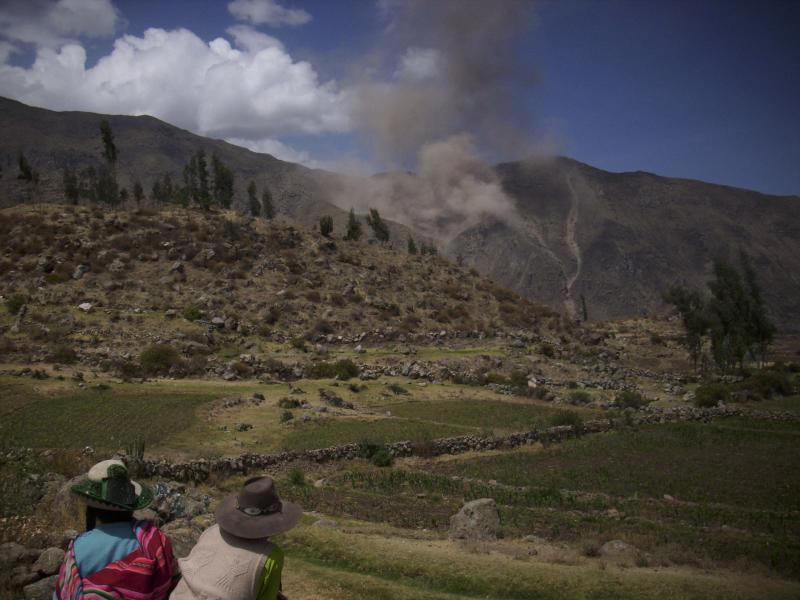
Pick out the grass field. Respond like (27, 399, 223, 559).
(275, 521, 800, 600)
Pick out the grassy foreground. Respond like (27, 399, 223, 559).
(275, 521, 800, 600)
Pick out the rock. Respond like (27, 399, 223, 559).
(354, 344, 365, 353)
(0, 542, 26, 569)
(72, 264, 87, 280)
(133, 508, 160, 523)
(311, 519, 339, 529)
(448, 498, 500, 540)
(599, 539, 639, 558)
(234, 422, 253, 432)
(23, 574, 58, 600)
(108, 258, 125, 273)
(164, 309, 178, 319)
(11, 565, 38, 587)
(77, 302, 92, 312)
(33, 547, 64, 576)
(159, 520, 200, 559)
(211, 316, 225, 329)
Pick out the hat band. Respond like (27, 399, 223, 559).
(237, 499, 281, 516)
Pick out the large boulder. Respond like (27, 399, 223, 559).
(23, 574, 58, 600)
(0, 542, 26, 569)
(599, 539, 639, 559)
(32, 547, 64, 576)
(448, 498, 500, 540)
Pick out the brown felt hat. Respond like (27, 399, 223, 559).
(216, 476, 302, 539)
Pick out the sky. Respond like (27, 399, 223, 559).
(0, 0, 798, 195)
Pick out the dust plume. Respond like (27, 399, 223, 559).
(330, 0, 542, 243)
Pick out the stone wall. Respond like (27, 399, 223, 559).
(126, 406, 800, 483)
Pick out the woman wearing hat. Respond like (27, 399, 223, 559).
(171, 475, 302, 600)
(53, 459, 178, 600)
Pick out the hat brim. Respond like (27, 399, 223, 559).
(216, 494, 302, 539)
(70, 480, 153, 512)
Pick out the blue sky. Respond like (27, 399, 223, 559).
(1, 0, 798, 195)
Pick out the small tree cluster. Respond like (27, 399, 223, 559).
(319, 215, 333, 237)
(366, 208, 389, 242)
(344, 208, 362, 241)
(665, 251, 775, 372)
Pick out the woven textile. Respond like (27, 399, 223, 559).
(55, 521, 177, 600)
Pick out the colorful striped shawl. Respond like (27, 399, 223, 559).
(55, 521, 177, 600)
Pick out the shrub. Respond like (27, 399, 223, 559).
(357, 439, 382, 459)
(694, 383, 730, 408)
(388, 383, 409, 395)
(568, 390, 592, 405)
(308, 362, 336, 378)
(549, 409, 583, 429)
(650, 333, 664, 345)
(278, 398, 302, 409)
(5, 294, 27, 315)
(540, 344, 555, 358)
(615, 391, 650, 409)
(280, 410, 294, 423)
(290, 337, 307, 352)
(51, 345, 78, 364)
(183, 304, 202, 321)
(334, 359, 359, 380)
(139, 344, 180, 375)
(371, 447, 394, 467)
(288, 468, 305, 486)
(582, 540, 601, 557)
(740, 370, 793, 399)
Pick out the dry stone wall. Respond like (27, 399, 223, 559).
(126, 406, 800, 483)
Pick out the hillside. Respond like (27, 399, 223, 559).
(452, 157, 800, 328)
(2, 96, 799, 331)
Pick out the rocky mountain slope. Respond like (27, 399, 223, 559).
(452, 157, 800, 328)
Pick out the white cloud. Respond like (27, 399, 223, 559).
(0, 26, 351, 143)
(395, 47, 440, 81)
(227, 0, 311, 27)
(227, 136, 316, 165)
(0, 0, 120, 50)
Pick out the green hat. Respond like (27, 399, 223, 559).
(71, 459, 152, 511)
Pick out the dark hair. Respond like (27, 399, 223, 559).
(85, 506, 134, 531)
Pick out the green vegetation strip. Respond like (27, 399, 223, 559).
(430, 419, 800, 512)
(0, 386, 216, 449)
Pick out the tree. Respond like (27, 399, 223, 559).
(212, 154, 234, 208)
(344, 208, 362, 241)
(664, 284, 709, 371)
(17, 152, 33, 181)
(407, 235, 417, 254)
(319, 215, 333, 237)
(665, 252, 774, 373)
(196, 150, 210, 208)
(366, 208, 389, 242)
(261, 187, 274, 219)
(100, 120, 117, 164)
(63, 168, 80, 204)
(133, 181, 144, 204)
(420, 242, 437, 256)
(247, 181, 260, 216)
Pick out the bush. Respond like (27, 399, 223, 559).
(388, 383, 409, 395)
(357, 439, 382, 459)
(549, 409, 583, 429)
(568, 390, 591, 405)
(280, 410, 294, 423)
(288, 468, 305, 486)
(740, 370, 793, 399)
(615, 391, 650, 409)
(278, 398, 302, 409)
(51, 345, 78, 364)
(334, 359, 359, 380)
(308, 359, 359, 380)
(694, 383, 730, 408)
(540, 344, 555, 358)
(183, 305, 202, 321)
(371, 447, 394, 467)
(5, 294, 27, 315)
(290, 337, 307, 352)
(139, 344, 181, 375)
